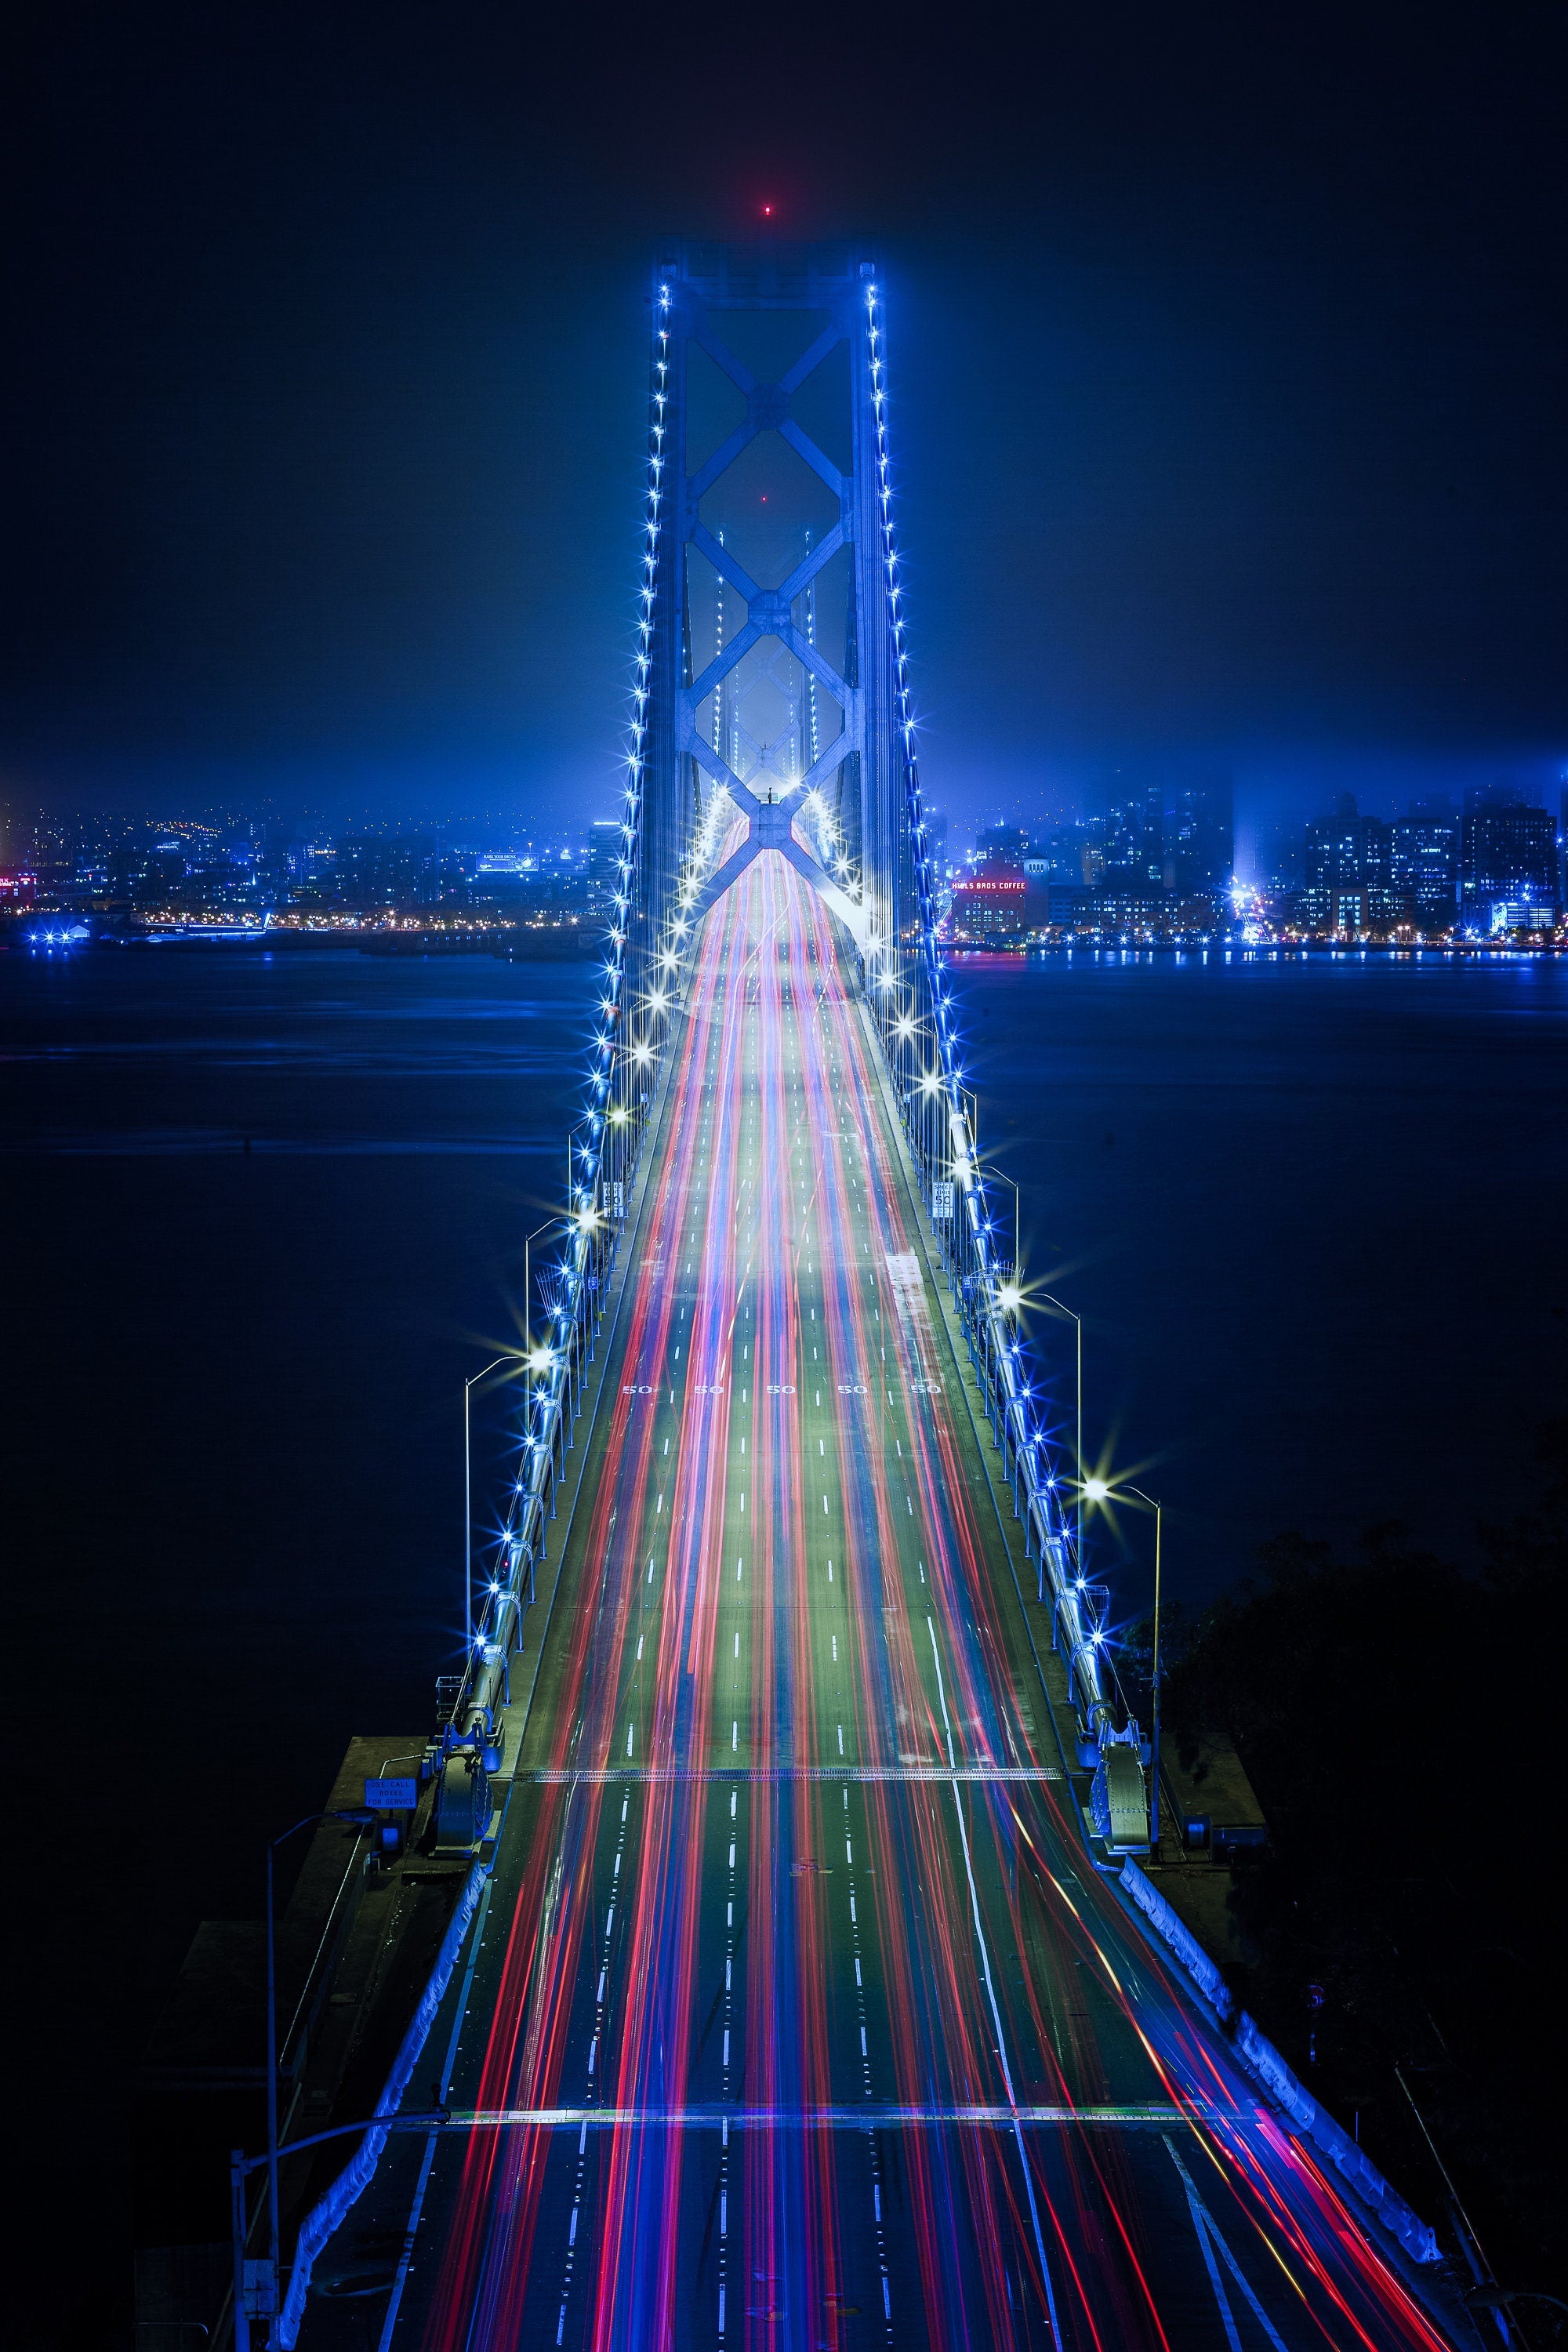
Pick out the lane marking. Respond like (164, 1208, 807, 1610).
(1164, 2138, 1292, 2352)
(929, 1615, 1065, 2348)
(426, 2102, 1194, 2129)
(524, 1769, 1067, 1778)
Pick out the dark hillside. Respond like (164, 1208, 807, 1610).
(1163, 1422, 1568, 2326)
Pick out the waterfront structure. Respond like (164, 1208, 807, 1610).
(1460, 792, 1559, 930)
(1301, 794, 1398, 933)
(1390, 800, 1459, 927)
(162, 251, 1461, 2352)
(950, 842, 1030, 943)
(332, 837, 438, 909)
(585, 818, 624, 911)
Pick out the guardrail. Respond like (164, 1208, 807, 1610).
(855, 279, 1138, 1817)
(433, 281, 717, 1784)
(1120, 1857, 1441, 2267)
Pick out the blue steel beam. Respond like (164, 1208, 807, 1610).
(263, 256, 1472, 2352)
(450, 244, 1143, 1853)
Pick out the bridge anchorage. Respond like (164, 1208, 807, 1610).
(151, 245, 1460, 2352)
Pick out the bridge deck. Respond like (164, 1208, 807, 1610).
(302, 856, 1449, 2351)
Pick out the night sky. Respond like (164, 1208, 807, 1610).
(5, 3, 1566, 848)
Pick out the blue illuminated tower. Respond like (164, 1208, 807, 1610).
(640, 243, 902, 956)
(446, 242, 1138, 1862)
(632, 242, 1132, 1794)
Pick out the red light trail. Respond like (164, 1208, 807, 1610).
(365, 848, 1453, 2352)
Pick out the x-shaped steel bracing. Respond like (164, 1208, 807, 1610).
(675, 314, 869, 952)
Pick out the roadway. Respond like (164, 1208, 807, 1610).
(303, 848, 1456, 2352)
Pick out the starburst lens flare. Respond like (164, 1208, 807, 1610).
(365, 260, 1454, 2352)
(403, 853, 1450, 2352)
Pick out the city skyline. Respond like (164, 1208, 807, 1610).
(9, 768, 1563, 946)
(7, 17, 1567, 862)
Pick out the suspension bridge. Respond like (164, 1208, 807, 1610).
(224, 245, 1463, 2352)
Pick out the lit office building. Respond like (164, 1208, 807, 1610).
(1460, 792, 1558, 929)
(1301, 796, 1396, 931)
(1390, 800, 1459, 927)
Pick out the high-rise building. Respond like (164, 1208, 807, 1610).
(1390, 798, 1459, 927)
(1029, 822, 1100, 887)
(1160, 771, 1233, 900)
(920, 805, 949, 917)
(331, 836, 437, 908)
(1100, 777, 1164, 895)
(1465, 780, 1528, 815)
(975, 823, 1028, 865)
(1301, 794, 1395, 931)
(949, 866, 1028, 944)
(1459, 796, 1558, 927)
(952, 826, 1028, 945)
(586, 818, 626, 912)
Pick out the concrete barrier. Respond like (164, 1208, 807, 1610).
(1119, 1858, 1439, 2267)
(1120, 1853, 1234, 2020)
(277, 1857, 489, 2347)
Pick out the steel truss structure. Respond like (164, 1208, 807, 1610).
(439, 245, 1147, 1853)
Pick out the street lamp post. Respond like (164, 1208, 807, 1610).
(568, 1117, 598, 1229)
(231, 2108, 448, 2351)
(464, 1355, 514, 1653)
(1038, 1294, 1084, 1587)
(568, 1121, 583, 1215)
(521, 1219, 556, 1363)
(979, 1160, 1020, 1283)
(1087, 1480, 1163, 1851)
(909, 1071, 942, 1216)
(1133, 1486, 1166, 1853)
(521, 1218, 565, 1498)
(974, 1157, 1024, 1479)
(568, 1198, 603, 1425)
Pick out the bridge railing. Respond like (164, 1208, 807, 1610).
(858, 278, 1143, 1828)
(434, 283, 721, 1779)
(440, 270, 1144, 1839)
(877, 995, 1132, 1740)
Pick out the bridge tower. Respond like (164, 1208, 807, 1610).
(631, 242, 1140, 1831)
(639, 241, 906, 962)
(443, 242, 1142, 1871)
